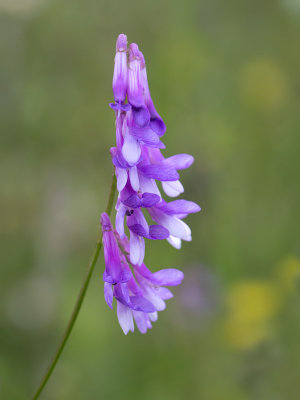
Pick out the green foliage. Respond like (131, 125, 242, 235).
(0, 0, 299, 398)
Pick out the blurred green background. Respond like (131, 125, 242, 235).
(1, 0, 300, 399)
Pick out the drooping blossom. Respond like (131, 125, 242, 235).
(101, 34, 200, 334)
(101, 214, 184, 334)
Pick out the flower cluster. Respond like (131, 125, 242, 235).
(101, 34, 200, 334)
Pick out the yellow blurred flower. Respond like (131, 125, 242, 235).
(276, 255, 300, 294)
(239, 59, 287, 112)
(224, 281, 281, 350)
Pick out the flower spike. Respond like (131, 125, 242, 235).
(103, 34, 201, 334)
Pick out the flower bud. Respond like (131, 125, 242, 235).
(127, 43, 150, 127)
(112, 34, 128, 104)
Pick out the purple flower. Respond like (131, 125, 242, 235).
(138, 49, 166, 136)
(101, 224, 184, 334)
(101, 213, 132, 284)
(110, 34, 131, 111)
(127, 43, 150, 128)
(101, 34, 200, 334)
(148, 199, 200, 249)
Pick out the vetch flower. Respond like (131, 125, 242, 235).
(110, 34, 130, 111)
(127, 43, 150, 128)
(138, 49, 166, 136)
(101, 222, 184, 334)
(29, 32, 202, 400)
(101, 34, 200, 334)
(101, 213, 132, 284)
(148, 199, 200, 249)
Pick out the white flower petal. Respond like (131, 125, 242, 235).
(117, 168, 128, 192)
(115, 205, 126, 238)
(122, 132, 141, 165)
(149, 311, 158, 322)
(117, 301, 134, 334)
(129, 165, 139, 192)
(150, 209, 191, 240)
(144, 287, 166, 311)
(137, 235, 145, 266)
(133, 311, 149, 334)
(162, 180, 184, 197)
(138, 172, 161, 197)
(130, 232, 145, 266)
(167, 235, 182, 249)
(165, 217, 191, 240)
(135, 208, 149, 232)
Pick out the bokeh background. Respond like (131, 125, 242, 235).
(1, 0, 300, 399)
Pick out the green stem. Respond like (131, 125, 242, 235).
(31, 172, 117, 400)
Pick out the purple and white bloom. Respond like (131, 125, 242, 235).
(101, 34, 200, 334)
(110, 34, 130, 112)
(115, 182, 169, 265)
(148, 199, 200, 249)
(101, 220, 184, 334)
(127, 43, 150, 128)
(101, 213, 132, 284)
(138, 49, 166, 136)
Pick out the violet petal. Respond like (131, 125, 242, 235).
(152, 268, 184, 286)
(133, 311, 149, 334)
(103, 268, 132, 284)
(115, 204, 126, 238)
(109, 102, 120, 111)
(142, 286, 166, 311)
(117, 301, 134, 334)
(121, 103, 131, 112)
(132, 106, 150, 128)
(141, 193, 161, 207)
(123, 194, 142, 208)
(149, 225, 170, 240)
(156, 287, 173, 300)
(104, 282, 113, 309)
(157, 199, 201, 216)
(128, 223, 148, 237)
(130, 295, 156, 313)
(130, 126, 165, 148)
(114, 282, 130, 305)
(101, 213, 132, 283)
(150, 116, 166, 137)
(163, 154, 194, 170)
(139, 164, 179, 181)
